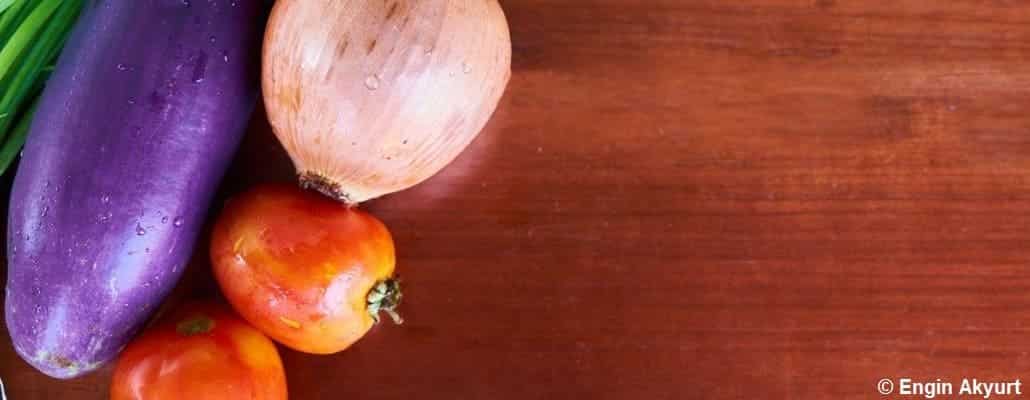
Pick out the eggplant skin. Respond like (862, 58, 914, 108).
(5, 0, 265, 379)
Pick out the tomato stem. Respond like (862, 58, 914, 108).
(176, 315, 216, 336)
(367, 278, 403, 324)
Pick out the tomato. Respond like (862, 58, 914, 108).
(210, 184, 401, 354)
(110, 302, 287, 400)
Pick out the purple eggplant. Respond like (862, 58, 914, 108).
(5, 0, 265, 378)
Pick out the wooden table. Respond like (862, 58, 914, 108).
(5, 0, 1030, 398)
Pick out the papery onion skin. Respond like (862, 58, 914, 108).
(263, 0, 512, 204)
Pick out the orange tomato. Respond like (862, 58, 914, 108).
(110, 302, 287, 400)
(210, 184, 401, 354)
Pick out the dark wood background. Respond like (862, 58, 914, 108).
(6, 0, 1030, 398)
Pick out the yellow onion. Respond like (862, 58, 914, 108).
(263, 0, 512, 204)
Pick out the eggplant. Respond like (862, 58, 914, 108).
(5, 0, 265, 378)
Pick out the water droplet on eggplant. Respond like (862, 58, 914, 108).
(192, 52, 208, 83)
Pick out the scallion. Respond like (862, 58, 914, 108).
(0, 0, 85, 175)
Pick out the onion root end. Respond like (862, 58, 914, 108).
(298, 171, 358, 206)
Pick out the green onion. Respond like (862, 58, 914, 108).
(0, 99, 33, 173)
(0, 0, 85, 175)
(0, 0, 18, 15)
(0, 2, 35, 49)
(0, 0, 62, 81)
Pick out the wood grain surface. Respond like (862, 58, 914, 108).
(5, 0, 1030, 398)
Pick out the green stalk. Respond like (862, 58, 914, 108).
(0, 0, 85, 175)
(0, 0, 62, 82)
(0, 1, 35, 50)
(0, 0, 18, 15)
(0, 99, 32, 173)
(0, 1, 36, 98)
(0, 0, 79, 136)
(40, 2, 76, 62)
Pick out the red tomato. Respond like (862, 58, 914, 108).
(210, 184, 401, 354)
(110, 302, 287, 400)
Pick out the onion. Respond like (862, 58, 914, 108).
(263, 0, 512, 204)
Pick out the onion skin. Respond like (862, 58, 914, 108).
(263, 0, 511, 204)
